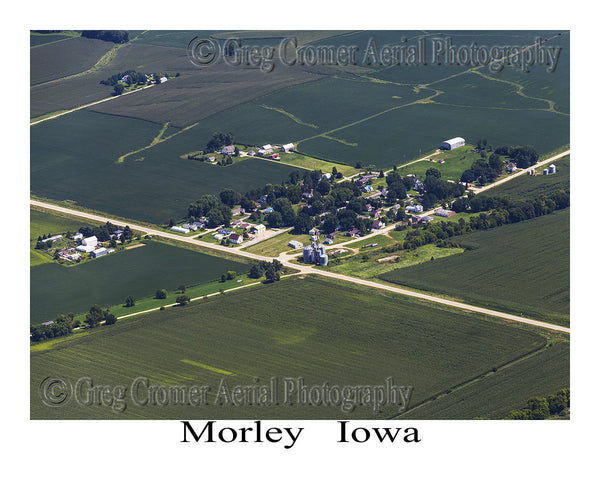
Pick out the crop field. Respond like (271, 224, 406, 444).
(400, 341, 570, 420)
(30, 207, 98, 241)
(481, 155, 570, 199)
(30, 240, 251, 325)
(298, 102, 569, 169)
(30, 33, 75, 48)
(30, 110, 304, 223)
(30, 37, 114, 86)
(30, 275, 549, 420)
(380, 208, 570, 325)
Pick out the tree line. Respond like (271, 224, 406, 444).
(82, 30, 129, 44)
(504, 388, 569, 419)
(382, 189, 569, 252)
(30, 305, 118, 342)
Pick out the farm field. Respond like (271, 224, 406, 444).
(31, 275, 549, 419)
(298, 101, 570, 170)
(481, 155, 570, 199)
(30, 37, 114, 86)
(30, 207, 99, 241)
(380, 208, 570, 325)
(400, 341, 570, 420)
(30, 32, 76, 48)
(30, 110, 304, 224)
(30, 240, 251, 325)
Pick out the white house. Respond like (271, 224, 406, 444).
(82, 236, 98, 247)
(440, 137, 465, 150)
(229, 233, 243, 245)
(281, 143, 294, 152)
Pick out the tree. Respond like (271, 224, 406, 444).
(176, 295, 191, 306)
(527, 397, 550, 420)
(178, 284, 186, 293)
(265, 265, 280, 282)
(85, 305, 104, 328)
(125, 295, 135, 307)
(226, 271, 236, 280)
(155, 289, 168, 299)
(104, 312, 117, 325)
(113, 83, 125, 95)
(266, 211, 282, 228)
(220, 189, 241, 207)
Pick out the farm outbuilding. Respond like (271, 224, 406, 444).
(91, 247, 108, 258)
(288, 240, 303, 249)
(171, 226, 190, 234)
(82, 236, 98, 247)
(281, 143, 294, 152)
(549, 164, 556, 173)
(440, 137, 465, 150)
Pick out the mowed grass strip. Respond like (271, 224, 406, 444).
(380, 208, 570, 325)
(31, 275, 546, 419)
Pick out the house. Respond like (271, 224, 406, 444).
(247, 150, 256, 156)
(406, 204, 424, 213)
(281, 143, 294, 152)
(207, 156, 216, 163)
(218, 228, 233, 235)
(160, 76, 168, 83)
(67, 252, 81, 261)
(221, 145, 236, 155)
(240, 223, 251, 230)
(327, 232, 336, 239)
(192, 221, 206, 228)
(231, 207, 244, 215)
(182, 223, 198, 231)
(264, 207, 274, 214)
(348, 229, 361, 237)
(91, 247, 108, 258)
(308, 228, 319, 236)
(322, 173, 331, 180)
(435, 209, 456, 217)
(362, 185, 373, 192)
(229, 233, 243, 244)
(72, 232, 83, 241)
(421, 216, 433, 223)
(323, 237, 334, 245)
(440, 137, 465, 150)
(288, 240, 303, 249)
(372, 220, 385, 229)
(258, 144, 273, 156)
(507, 163, 517, 172)
(82, 236, 98, 247)
(213, 233, 224, 241)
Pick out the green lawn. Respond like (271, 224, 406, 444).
(397, 145, 487, 181)
(243, 231, 309, 257)
(380, 208, 570, 325)
(31, 275, 548, 420)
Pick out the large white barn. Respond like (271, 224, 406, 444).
(440, 137, 465, 150)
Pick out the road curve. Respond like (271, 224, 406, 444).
(30, 199, 570, 334)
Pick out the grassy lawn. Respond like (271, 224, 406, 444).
(31, 275, 548, 419)
(340, 234, 396, 250)
(397, 145, 482, 181)
(275, 151, 358, 177)
(327, 243, 464, 279)
(243, 231, 310, 257)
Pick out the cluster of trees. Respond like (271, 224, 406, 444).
(155, 289, 168, 299)
(416, 168, 466, 209)
(101, 70, 147, 87)
(82, 30, 129, 44)
(495, 145, 539, 168)
(206, 132, 234, 152)
(220, 270, 237, 282)
(85, 305, 117, 328)
(187, 195, 233, 228)
(30, 314, 78, 342)
(460, 154, 504, 186)
(249, 260, 283, 282)
(79, 222, 133, 243)
(383, 189, 569, 253)
(504, 388, 570, 420)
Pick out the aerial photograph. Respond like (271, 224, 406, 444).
(30, 29, 570, 421)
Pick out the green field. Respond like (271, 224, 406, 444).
(380, 208, 570, 325)
(30, 110, 304, 224)
(30, 37, 114, 86)
(481, 155, 570, 198)
(31, 275, 550, 419)
(30, 240, 251, 324)
(30, 32, 75, 48)
(400, 341, 570, 419)
(30, 207, 98, 241)
(398, 145, 489, 181)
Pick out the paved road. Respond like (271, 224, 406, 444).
(30, 199, 570, 334)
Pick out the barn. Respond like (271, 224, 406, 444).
(280, 143, 294, 152)
(440, 137, 465, 150)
